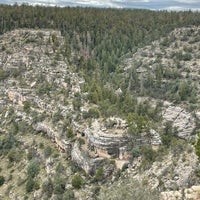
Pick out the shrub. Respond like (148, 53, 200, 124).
(131, 147, 140, 158)
(66, 126, 74, 138)
(141, 146, 157, 162)
(161, 121, 177, 147)
(36, 82, 52, 95)
(56, 162, 65, 174)
(182, 53, 192, 61)
(0, 69, 9, 81)
(63, 189, 75, 200)
(105, 119, 117, 128)
(0, 176, 5, 186)
(71, 174, 83, 189)
(0, 134, 19, 155)
(26, 177, 39, 193)
(42, 178, 53, 198)
(1, 45, 6, 51)
(53, 176, 66, 195)
(9, 121, 19, 134)
(44, 146, 52, 158)
(72, 99, 82, 111)
(27, 148, 37, 160)
(91, 186, 101, 198)
(23, 101, 31, 112)
(27, 159, 40, 178)
(195, 131, 200, 160)
(26, 177, 35, 193)
(7, 149, 22, 163)
(52, 110, 63, 123)
(70, 163, 80, 174)
(82, 108, 100, 119)
(77, 138, 85, 146)
(93, 167, 104, 182)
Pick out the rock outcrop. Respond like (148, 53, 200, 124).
(133, 149, 199, 191)
(150, 129, 162, 146)
(84, 120, 130, 157)
(160, 185, 200, 200)
(35, 122, 71, 155)
(71, 142, 105, 175)
(162, 104, 196, 140)
(35, 122, 56, 140)
(81, 118, 162, 160)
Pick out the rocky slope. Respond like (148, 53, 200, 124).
(0, 27, 200, 199)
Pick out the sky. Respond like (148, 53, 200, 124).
(0, 0, 200, 11)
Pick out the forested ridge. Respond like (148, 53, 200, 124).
(1, 4, 200, 117)
(1, 5, 200, 75)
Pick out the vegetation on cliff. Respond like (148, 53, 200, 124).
(0, 4, 200, 199)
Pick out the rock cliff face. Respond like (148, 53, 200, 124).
(162, 104, 196, 140)
(81, 119, 162, 164)
(35, 122, 71, 155)
(84, 129, 130, 157)
(36, 121, 115, 175)
(71, 142, 105, 175)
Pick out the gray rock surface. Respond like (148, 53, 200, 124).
(160, 185, 200, 200)
(162, 105, 196, 140)
(150, 129, 162, 146)
(71, 142, 105, 175)
(133, 149, 199, 191)
(35, 122, 72, 155)
(84, 120, 130, 157)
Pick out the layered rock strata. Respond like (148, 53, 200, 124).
(83, 120, 130, 157)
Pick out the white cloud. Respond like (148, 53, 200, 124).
(14, 0, 61, 5)
(70, 0, 151, 8)
(73, 0, 122, 7)
(114, 0, 149, 2)
(33, 0, 122, 7)
(173, 0, 200, 4)
(35, 0, 58, 2)
(21, 0, 150, 7)
(68, 0, 150, 7)
(165, 5, 200, 11)
(165, 6, 185, 10)
(4, 0, 200, 10)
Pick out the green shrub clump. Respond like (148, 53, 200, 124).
(0, 176, 5, 186)
(71, 174, 83, 189)
(195, 131, 200, 160)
